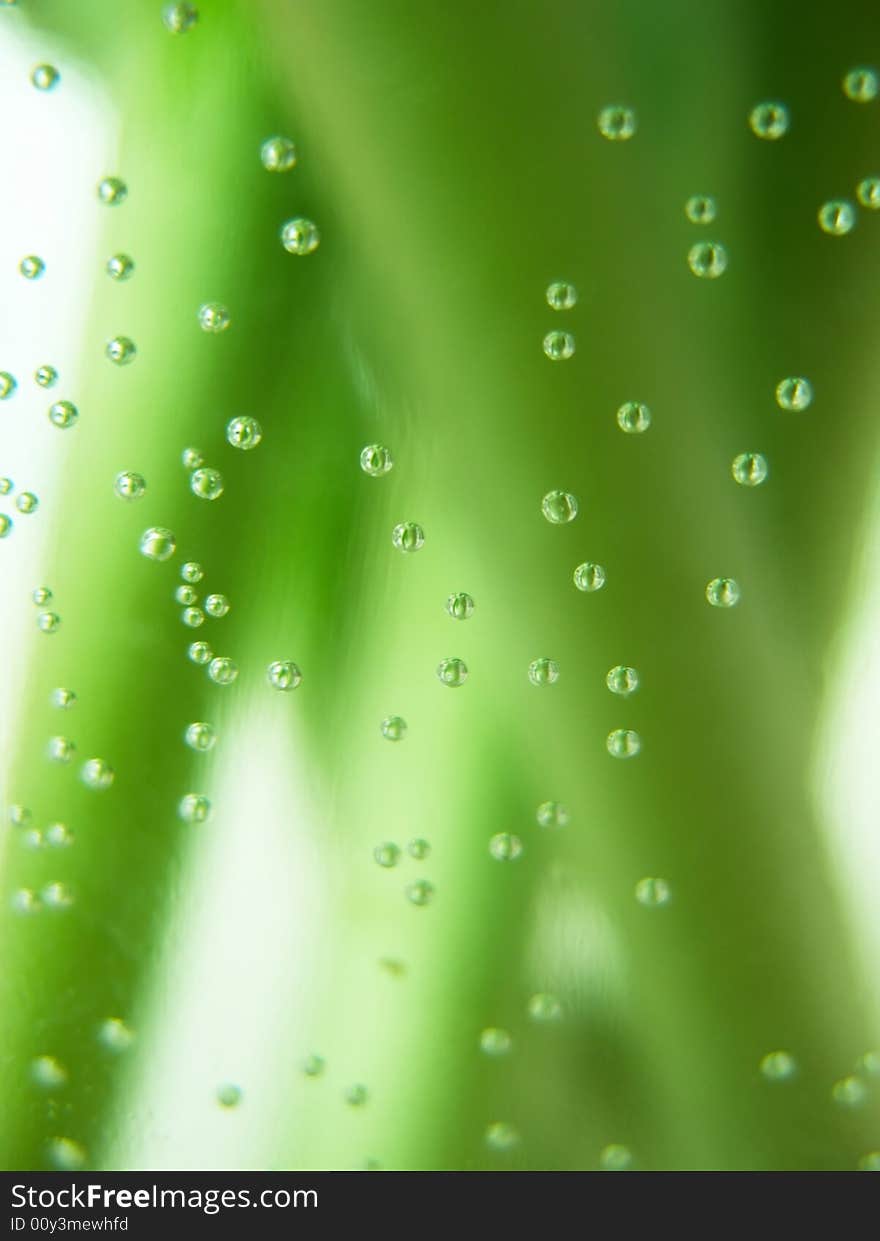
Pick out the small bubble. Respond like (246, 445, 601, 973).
(392, 521, 425, 552)
(11, 888, 40, 914)
(485, 1122, 520, 1152)
(688, 240, 728, 278)
(50, 688, 76, 709)
(345, 1084, 368, 1107)
(527, 993, 563, 1022)
(598, 105, 636, 140)
(198, 302, 230, 333)
(374, 842, 401, 868)
(98, 1018, 134, 1052)
(48, 399, 78, 429)
(106, 253, 135, 281)
(859, 1152, 880, 1171)
(47, 1138, 86, 1171)
(114, 471, 146, 500)
(47, 736, 75, 764)
(446, 591, 475, 619)
(42, 881, 73, 910)
(217, 1083, 242, 1108)
(381, 714, 407, 741)
(360, 443, 393, 476)
(0, 477, 12, 495)
(181, 561, 203, 583)
(0, 372, 17, 398)
(706, 577, 740, 608)
(31, 1055, 68, 1088)
(843, 66, 879, 102)
(162, 2, 198, 32)
(546, 280, 577, 310)
(541, 489, 578, 524)
(856, 1050, 880, 1077)
(760, 1050, 797, 1082)
(191, 467, 224, 500)
(185, 722, 216, 752)
(607, 728, 641, 758)
(9, 804, 32, 827)
(832, 1076, 868, 1107)
(188, 641, 213, 665)
(16, 491, 38, 514)
(437, 657, 468, 687)
(19, 255, 45, 280)
(260, 135, 296, 171)
(176, 586, 197, 606)
(0, 514, 12, 539)
(489, 832, 523, 861)
(266, 660, 302, 690)
(818, 199, 856, 236)
(35, 365, 58, 388)
(31, 63, 59, 91)
(635, 876, 670, 907)
(528, 657, 559, 687)
(226, 415, 262, 450)
(536, 800, 568, 829)
(856, 177, 880, 209)
(685, 195, 717, 224)
(406, 878, 434, 906)
(280, 217, 320, 255)
(179, 793, 211, 824)
(208, 656, 238, 686)
(732, 452, 768, 487)
(182, 447, 204, 471)
(599, 1144, 633, 1171)
(181, 606, 204, 628)
(573, 561, 606, 592)
(302, 1054, 325, 1078)
(480, 1028, 513, 1057)
(37, 612, 60, 633)
(617, 401, 651, 434)
(105, 335, 136, 365)
(32, 586, 52, 605)
(97, 176, 127, 205)
(81, 758, 114, 790)
(749, 101, 789, 139)
(543, 330, 575, 360)
(775, 376, 812, 411)
(606, 665, 639, 696)
(140, 526, 176, 562)
(46, 823, 73, 847)
(205, 593, 229, 618)
(408, 839, 431, 862)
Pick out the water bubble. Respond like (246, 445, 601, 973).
(489, 832, 523, 861)
(81, 758, 114, 790)
(407, 838, 430, 860)
(536, 800, 568, 829)
(47, 1138, 86, 1171)
(760, 1050, 797, 1081)
(267, 660, 302, 690)
(607, 728, 641, 758)
(35, 365, 58, 388)
(392, 521, 425, 552)
(46, 823, 73, 847)
(446, 591, 475, 620)
(856, 177, 880, 209)
(47, 736, 75, 764)
(31, 1055, 68, 1088)
(208, 656, 238, 685)
(832, 1076, 868, 1107)
(226, 415, 262, 450)
(260, 135, 296, 171)
(541, 489, 578, 524)
(11, 888, 40, 914)
(105, 335, 136, 366)
(706, 577, 740, 608)
(106, 253, 134, 281)
(280, 217, 320, 255)
(191, 467, 224, 500)
(0, 514, 12, 539)
(302, 1054, 325, 1078)
(485, 1122, 520, 1152)
(818, 200, 856, 235)
(205, 593, 230, 618)
(360, 443, 393, 476)
(9, 805, 32, 827)
(606, 665, 639, 696)
(187, 641, 212, 665)
(858, 1152, 880, 1171)
(843, 66, 879, 102)
(114, 470, 146, 500)
(546, 280, 577, 310)
(775, 376, 812, 411)
(217, 1083, 242, 1108)
(31, 63, 59, 91)
(0, 372, 16, 398)
(98, 1018, 134, 1052)
(22, 829, 42, 850)
(374, 842, 401, 868)
(685, 194, 717, 224)
(97, 176, 128, 205)
(140, 526, 176, 562)
(20, 254, 45, 280)
(688, 240, 728, 278)
(0, 478, 12, 495)
(635, 877, 671, 907)
(51, 688, 76, 709)
(176, 586, 197, 607)
(599, 1144, 633, 1171)
(179, 793, 211, 824)
(181, 561, 203, 583)
(32, 586, 52, 605)
(16, 491, 38, 514)
(573, 561, 606, 592)
(543, 330, 575, 360)
(732, 452, 768, 487)
(345, 1084, 368, 1107)
(381, 715, 407, 741)
(181, 606, 204, 628)
(163, 2, 198, 32)
(527, 993, 563, 1022)
(406, 878, 434, 906)
(528, 657, 559, 686)
(437, 657, 468, 687)
(597, 105, 636, 140)
(617, 401, 651, 434)
(749, 101, 789, 139)
(42, 881, 73, 910)
(480, 1028, 513, 1056)
(857, 1050, 880, 1076)
(37, 612, 60, 633)
(185, 722, 216, 752)
(197, 302, 230, 333)
(48, 399, 78, 429)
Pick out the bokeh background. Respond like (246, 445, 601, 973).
(1, 0, 879, 1171)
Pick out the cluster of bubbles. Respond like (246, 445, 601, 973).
(543, 277, 577, 360)
(373, 838, 433, 904)
(0, 474, 43, 542)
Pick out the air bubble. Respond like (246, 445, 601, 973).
(81, 758, 114, 790)
(688, 241, 727, 278)
(832, 1076, 868, 1107)
(407, 838, 430, 860)
(37, 612, 60, 633)
(205, 593, 229, 618)
(47, 736, 75, 764)
(635, 877, 671, 907)
(446, 591, 474, 619)
(177, 584, 197, 606)
(360, 444, 393, 476)
(528, 993, 563, 1022)
(181, 561, 203, 583)
(31, 1055, 67, 1088)
(32, 586, 52, 605)
(437, 657, 468, 687)
(140, 527, 176, 561)
(617, 401, 651, 433)
(198, 302, 230, 333)
(489, 832, 523, 861)
(188, 641, 212, 665)
(42, 881, 73, 910)
(480, 1028, 513, 1056)
(181, 607, 204, 628)
(818, 200, 856, 235)
(749, 101, 789, 139)
(217, 1083, 242, 1108)
(179, 793, 211, 824)
(536, 800, 568, 829)
(485, 1122, 520, 1152)
(302, 1055, 325, 1078)
(48, 400, 78, 429)
(260, 135, 296, 171)
(47, 1138, 86, 1171)
(345, 1084, 368, 1107)
(0, 372, 16, 398)
(31, 64, 59, 91)
(106, 336, 136, 366)
(185, 722, 216, 752)
(51, 688, 76, 709)
(0, 515, 12, 539)
(9, 805, 32, 827)
(114, 471, 146, 500)
(843, 67, 879, 102)
(19, 255, 45, 280)
(381, 715, 407, 741)
(858, 1152, 880, 1171)
(191, 467, 224, 500)
(598, 105, 636, 140)
(35, 365, 58, 388)
(162, 2, 198, 33)
(374, 842, 401, 868)
(775, 376, 812, 411)
(226, 416, 262, 450)
(528, 657, 559, 687)
(543, 330, 575, 360)
(208, 656, 238, 685)
(182, 447, 204, 471)
(546, 281, 577, 310)
(856, 177, 880, 209)
(98, 1018, 134, 1052)
(97, 176, 128, 205)
(760, 1051, 797, 1082)
(106, 253, 134, 281)
(281, 217, 320, 255)
(599, 1145, 633, 1171)
(706, 577, 740, 608)
(685, 195, 717, 224)
(541, 490, 578, 524)
(732, 452, 768, 486)
(267, 660, 302, 690)
(392, 521, 425, 552)
(16, 491, 38, 514)
(573, 561, 606, 592)
(46, 823, 73, 847)
(607, 728, 641, 758)
(606, 665, 639, 696)
(406, 879, 434, 906)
